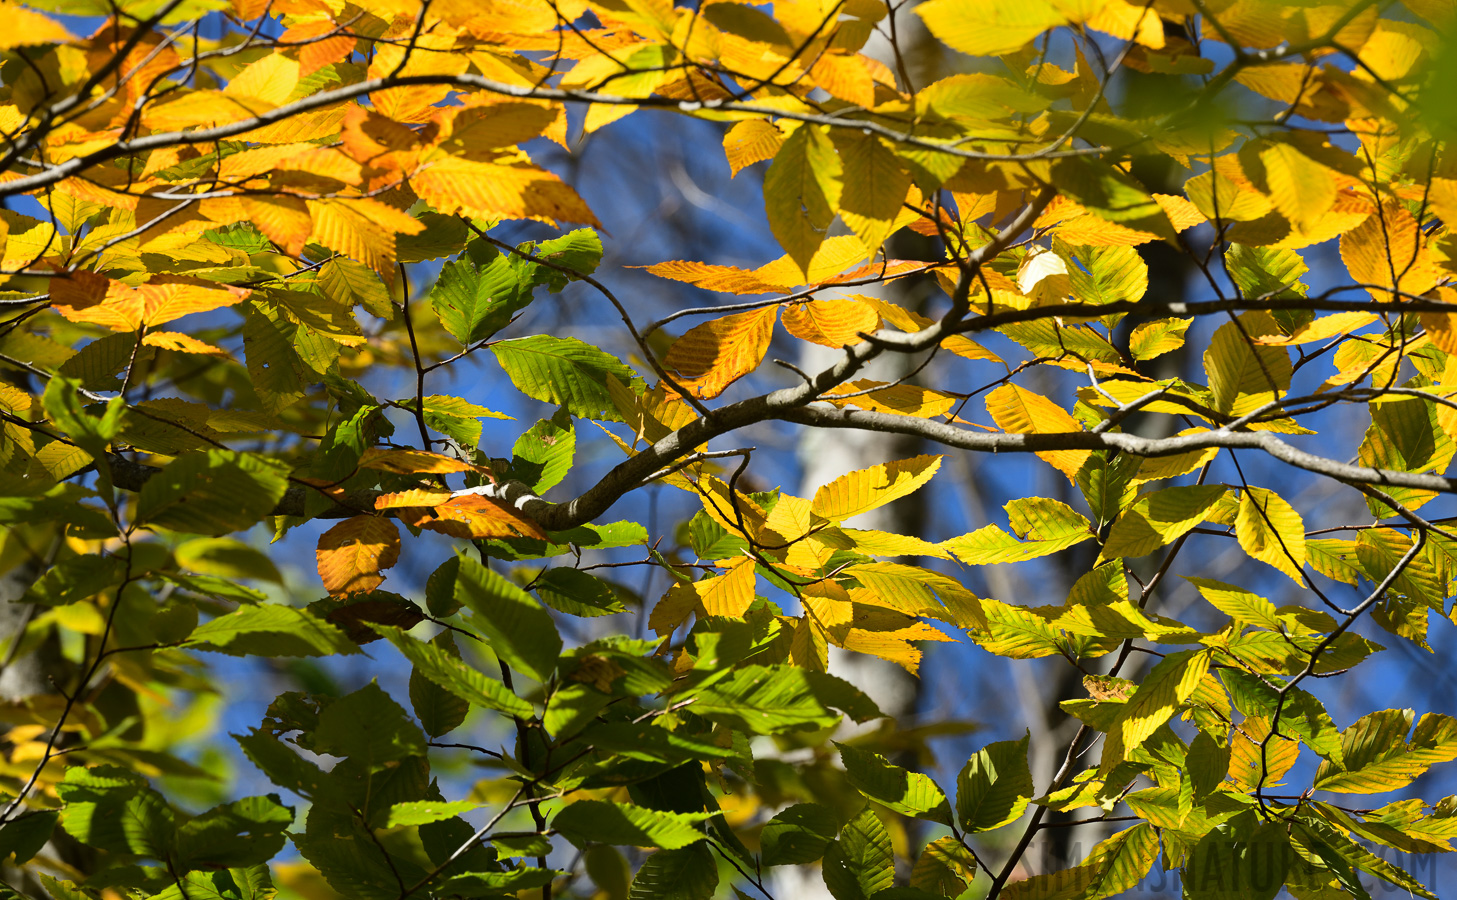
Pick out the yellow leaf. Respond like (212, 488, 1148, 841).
(1101, 649, 1211, 773)
(1133, 428, 1219, 482)
(663, 306, 777, 399)
(916, 0, 1066, 56)
(376, 489, 455, 509)
(1254, 311, 1378, 345)
(695, 556, 758, 617)
(1129, 318, 1191, 360)
(316, 516, 401, 596)
(780, 299, 880, 347)
(141, 331, 231, 357)
(1203, 313, 1291, 416)
(823, 380, 957, 418)
(724, 120, 785, 177)
(1086, 0, 1163, 46)
(984, 384, 1089, 480)
(763, 124, 843, 276)
(0, 6, 72, 48)
(1253, 141, 1336, 230)
(412, 157, 600, 227)
(638, 260, 784, 295)
(810, 454, 942, 521)
(832, 130, 913, 255)
(357, 448, 477, 475)
(224, 53, 300, 106)
(141, 91, 272, 131)
(1235, 487, 1306, 585)
(1100, 484, 1227, 560)
(307, 197, 425, 275)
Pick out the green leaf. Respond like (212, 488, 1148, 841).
(1314, 710, 1457, 793)
(311, 681, 428, 766)
(1184, 819, 1291, 900)
(1358, 395, 1455, 515)
(628, 845, 718, 900)
(491, 336, 642, 421)
(396, 212, 469, 262)
(407, 632, 471, 737)
(174, 795, 294, 869)
(1099, 484, 1227, 560)
(511, 407, 575, 492)
(554, 800, 711, 849)
(822, 807, 893, 900)
(543, 682, 611, 739)
(183, 605, 358, 657)
(1003, 823, 1159, 900)
(763, 123, 843, 276)
(956, 733, 1033, 833)
(1220, 670, 1344, 764)
(536, 567, 626, 617)
(136, 450, 289, 537)
(760, 804, 839, 867)
(243, 306, 307, 414)
(1225, 243, 1308, 300)
(375, 625, 534, 719)
(174, 537, 283, 584)
(836, 743, 952, 825)
(682, 665, 880, 734)
(430, 248, 529, 344)
(385, 800, 481, 827)
(0, 811, 57, 865)
(453, 555, 561, 683)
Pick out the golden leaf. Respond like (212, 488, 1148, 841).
(663, 306, 777, 399)
(141, 331, 231, 357)
(780, 298, 879, 347)
(723, 120, 785, 177)
(984, 384, 1090, 480)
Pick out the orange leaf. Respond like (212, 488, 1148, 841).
(637, 260, 784, 294)
(985, 384, 1090, 481)
(316, 516, 401, 595)
(52, 275, 249, 331)
(1340, 201, 1442, 302)
(358, 448, 478, 475)
(781, 299, 879, 347)
(240, 195, 312, 256)
(663, 306, 777, 399)
(397, 494, 547, 540)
